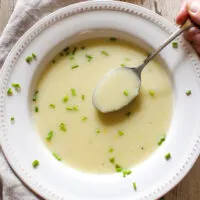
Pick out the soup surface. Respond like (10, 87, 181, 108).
(33, 38, 172, 173)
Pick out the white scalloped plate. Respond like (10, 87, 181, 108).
(0, 1, 200, 200)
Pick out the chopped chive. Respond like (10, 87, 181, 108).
(81, 94, 85, 100)
(109, 157, 115, 163)
(66, 106, 73, 111)
(172, 41, 178, 48)
(123, 90, 129, 96)
(73, 105, 78, 111)
(72, 47, 77, 55)
(118, 130, 124, 136)
(69, 55, 74, 60)
(122, 169, 132, 177)
(109, 148, 114, 153)
(49, 104, 56, 109)
(110, 37, 117, 41)
(12, 83, 21, 91)
(32, 160, 39, 168)
(125, 111, 131, 117)
(46, 130, 53, 141)
(186, 90, 192, 96)
(34, 106, 39, 112)
(32, 53, 37, 59)
(115, 164, 123, 172)
(71, 88, 76, 96)
(62, 95, 69, 103)
(59, 123, 66, 132)
(25, 56, 32, 63)
(158, 134, 166, 146)
(82, 116, 88, 121)
(10, 117, 15, 122)
(86, 54, 93, 62)
(165, 153, 171, 160)
(101, 50, 109, 56)
(120, 64, 126, 67)
(149, 90, 155, 97)
(7, 88, 13, 95)
(52, 152, 62, 161)
(96, 129, 101, 134)
(133, 182, 137, 191)
(125, 58, 131, 61)
(66, 106, 78, 111)
(32, 90, 39, 102)
(71, 65, 79, 69)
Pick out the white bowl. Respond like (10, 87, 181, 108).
(0, 1, 200, 200)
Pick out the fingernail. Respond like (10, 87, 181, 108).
(190, 2, 200, 14)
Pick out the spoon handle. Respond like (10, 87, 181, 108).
(138, 19, 193, 73)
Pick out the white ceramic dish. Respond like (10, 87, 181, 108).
(0, 1, 200, 200)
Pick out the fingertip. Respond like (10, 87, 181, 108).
(176, 2, 188, 25)
(187, 1, 200, 25)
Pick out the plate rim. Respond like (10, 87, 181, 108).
(0, 1, 200, 200)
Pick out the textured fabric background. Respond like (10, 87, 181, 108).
(0, 1, 90, 199)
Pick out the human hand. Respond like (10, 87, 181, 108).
(176, 0, 200, 54)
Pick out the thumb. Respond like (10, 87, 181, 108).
(187, 1, 200, 25)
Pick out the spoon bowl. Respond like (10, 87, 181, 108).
(93, 19, 193, 113)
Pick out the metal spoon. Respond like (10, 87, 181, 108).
(93, 19, 193, 113)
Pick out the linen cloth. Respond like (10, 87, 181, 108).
(0, 0, 96, 199)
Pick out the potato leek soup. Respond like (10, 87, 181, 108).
(33, 38, 172, 173)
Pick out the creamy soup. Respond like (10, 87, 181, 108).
(93, 67, 141, 113)
(33, 38, 172, 173)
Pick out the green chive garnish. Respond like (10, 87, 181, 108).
(123, 90, 129, 96)
(115, 164, 123, 172)
(52, 152, 62, 161)
(35, 106, 39, 112)
(72, 47, 77, 55)
(165, 153, 171, 160)
(110, 37, 117, 41)
(109, 148, 114, 153)
(66, 106, 78, 111)
(86, 54, 93, 62)
(118, 130, 124, 136)
(81, 94, 85, 100)
(71, 88, 76, 96)
(82, 116, 88, 121)
(10, 117, 15, 122)
(71, 65, 79, 69)
(59, 123, 66, 132)
(125, 58, 131, 61)
(158, 134, 166, 146)
(32, 90, 39, 102)
(32, 53, 37, 59)
(32, 160, 39, 168)
(96, 129, 101, 134)
(25, 56, 32, 63)
(172, 41, 178, 48)
(7, 88, 13, 95)
(133, 182, 137, 191)
(101, 50, 109, 56)
(62, 95, 69, 103)
(109, 157, 115, 164)
(46, 131, 53, 141)
(149, 90, 155, 97)
(186, 90, 192, 96)
(49, 104, 56, 109)
(122, 169, 132, 177)
(120, 64, 126, 67)
(12, 83, 21, 91)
